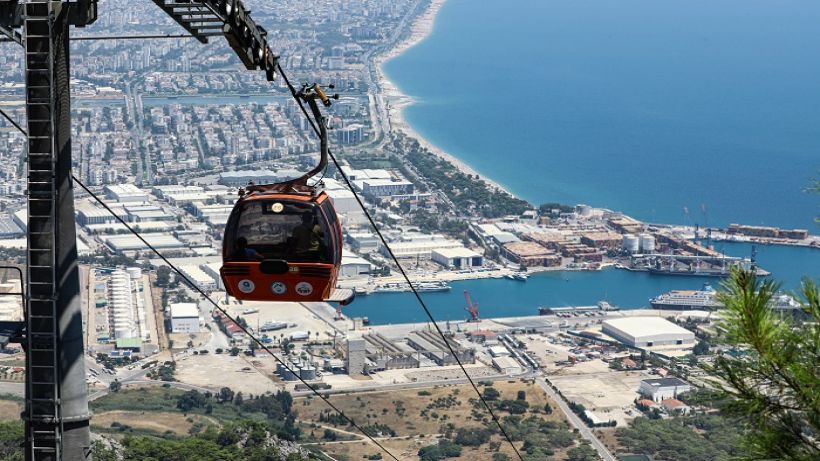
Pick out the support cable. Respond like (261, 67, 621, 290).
(275, 63, 525, 460)
(0, 107, 26, 136)
(71, 175, 401, 461)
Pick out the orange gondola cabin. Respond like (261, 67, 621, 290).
(220, 186, 352, 304)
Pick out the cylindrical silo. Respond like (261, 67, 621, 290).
(639, 234, 656, 253)
(623, 234, 640, 253)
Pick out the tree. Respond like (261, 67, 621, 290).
(219, 387, 235, 403)
(109, 379, 121, 393)
(483, 386, 500, 401)
(156, 265, 172, 287)
(517, 390, 526, 401)
(710, 268, 820, 461)
(567, 444, 598, 461)
(693, 340, 710, 356)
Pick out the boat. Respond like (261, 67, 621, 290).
(505, 272, 528, 281)
(373, 281, 451, 293)
(259, 321, 288, 332)
(242, 308, 259, 315)
(650, 284, 721, 310)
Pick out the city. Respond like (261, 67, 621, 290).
(0, 1, 818, 461)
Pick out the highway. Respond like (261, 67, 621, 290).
(536, 377, 615, 461)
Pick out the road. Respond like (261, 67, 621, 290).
(536, 377, 615, 461)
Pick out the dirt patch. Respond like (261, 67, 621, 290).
(297, 379, 569, 460)
(0, 400, 22, 421)
(91, 410, 216, 435)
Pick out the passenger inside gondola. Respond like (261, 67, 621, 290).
(227, 199, 331, 263)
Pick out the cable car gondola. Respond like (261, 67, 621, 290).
(220, 84, 353, 305)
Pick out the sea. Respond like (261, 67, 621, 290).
(355, 0, 820, 325)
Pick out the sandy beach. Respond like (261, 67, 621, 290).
(373, 0, 518, 198)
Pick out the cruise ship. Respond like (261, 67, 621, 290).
(373, 281, 451, 293)
(650, 284, 722, 310)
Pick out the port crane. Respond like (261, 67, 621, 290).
(0, 1, 344, 459)
(464, 290, 480, 322)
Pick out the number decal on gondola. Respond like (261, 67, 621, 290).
(295, 282, 313, 296)
(271, 202, 284, 213)
(238, 279, 255, 293)
(271, 282, 287, 295)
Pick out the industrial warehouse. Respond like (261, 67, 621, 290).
(602, 317, 696, 348)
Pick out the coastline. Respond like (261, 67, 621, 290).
(374, 0, 518, 198)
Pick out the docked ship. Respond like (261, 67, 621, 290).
(650, 284, 722, 310)
(505, 272, 528, 281)
(374, 281, 451, 293)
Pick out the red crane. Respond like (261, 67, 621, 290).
(464, 290, 480, 322)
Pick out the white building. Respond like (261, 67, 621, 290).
(602, 317, 695, 348)
(348, 232, 380, 254)
(488, 345, 509, 357)
(170, 303, 200, 333)
(178, 264, 218, 292)
(384, 238, 462, 260)
(431, 247, 484, 269)
(639, 377, 692, 402)
(104, 235, 186, 254)
(104, 184, 148, 203)
(492, 356, 522, 376)
(340, 255, 372, 278)
(361, 179, 414, 198)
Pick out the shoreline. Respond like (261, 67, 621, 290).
(373, 0, 518, 198)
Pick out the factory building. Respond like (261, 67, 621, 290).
(169, 303, 200, 334)
(492, 356, 522, 376)
(106, 268, 149, 343)
(104, 234, 186, 254)
(348, 232, 380, 254)
(383, 237, 462, 260)
(362, 333, 419, 371)
(602, 317, 695, 348)
(406, 330, 475, 366)
(76, 207, 128, 226)
(177, 264, 218, 292)
(501, 241, 561, 268)
(104, 184, 149, 203)
(340, 255, 372, 278)
(639, 377, 692, 402)
(431, 247, 483, 269)
(346, 334, 367, 375)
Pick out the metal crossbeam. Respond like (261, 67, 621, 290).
(150, 0, 279, 80)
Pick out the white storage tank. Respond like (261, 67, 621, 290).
(126, 267, 142, 279)
(623, 234, 640, 253)
(639, 234, 656, 253)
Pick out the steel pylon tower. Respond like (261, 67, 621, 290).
(22, 1, 96, 459)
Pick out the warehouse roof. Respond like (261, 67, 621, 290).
(170, 303, 199, 319)
(641, 377, 689, 388)
(432, 247, 481, 258)
(604, 317, 694, 338)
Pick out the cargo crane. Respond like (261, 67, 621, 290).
(0, 1, 325, 459)
(464, 290, 479, 322)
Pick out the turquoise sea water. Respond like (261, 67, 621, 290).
(384, 0, 820, 230)
(344, 242, 816, 325)
(355, 0, 820, 325)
